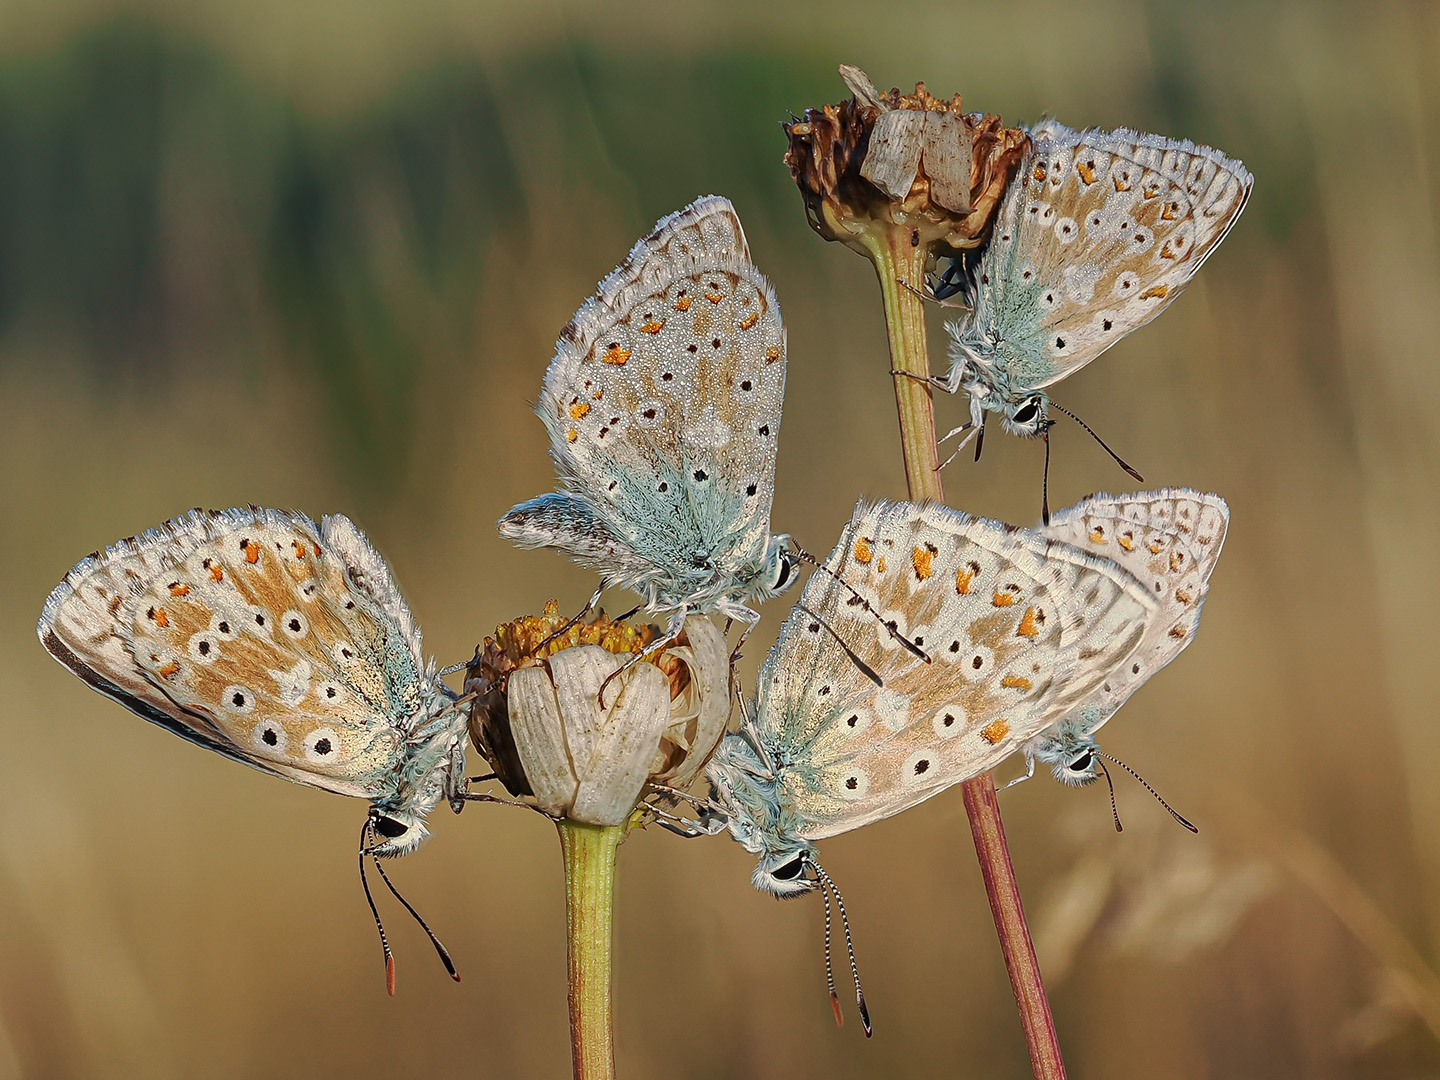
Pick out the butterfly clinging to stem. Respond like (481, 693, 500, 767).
(926, 121, 1252, 503)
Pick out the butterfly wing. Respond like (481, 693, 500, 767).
(41, 508, 442, 801)
(956, 121, 1252, 393)
(502, 196, 787, 610)
(754, 499, 1160, 841)
(1037, 489, 1229, 739)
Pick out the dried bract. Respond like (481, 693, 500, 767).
(784, 64, 1030, 256)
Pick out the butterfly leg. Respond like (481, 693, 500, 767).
(535, 581, 607, 653)
(595, 614, 685, 708)
(1000, 752, 1037, 790)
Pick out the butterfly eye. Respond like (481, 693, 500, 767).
(771, 856, 805, 881)
(374, 816, 410, 838)
(1013, 401, 1040, 425)
(1069, 751, 1093, 773)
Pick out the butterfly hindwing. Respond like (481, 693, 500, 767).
(1036, 489, 1229, 738)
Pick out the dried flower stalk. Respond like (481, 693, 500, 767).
(785, 65, 1065, 1079)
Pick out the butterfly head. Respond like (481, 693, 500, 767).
(1029, 719, 1102, 787)
(753, 846, 822, 898)
(367, 804, 432, 857)
(750, 535, 802, 605)
(1000, 393, 1051, 439)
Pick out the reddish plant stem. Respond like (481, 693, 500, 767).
(861, 225, 1066, 1080)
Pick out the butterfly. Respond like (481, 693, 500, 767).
(37, 507, 470, 987)
(1016, 489, 1229, 791)
(705, 496, 1165, 897)
(499, 196, 798, 654)
(932, 121, 1252, 459)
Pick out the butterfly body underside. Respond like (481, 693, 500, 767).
(940, 121, 1253, 438)
(38, 507, 465, 855)
(500, 196, 794, 625)
(707, 498, 1162, 893)
(1024, 489, 1229, 782)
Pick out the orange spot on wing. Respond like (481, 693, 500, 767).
(1159, 242, 1178, 260)
(292, 540, 307, 560)
(151, 607, 169, 628)
(313, 542, 321, 556)
(210, 565, 224, 582)
(1170, 551, 1185, 572)
(673, 296, 692, 312)
(912, 546, 934, 580)
(566, 428, 578, 443)
(1032, 163, 1047, 182)
(980, 720, 1010, 745)
(1139, 284, 1170, 300)
(242, 539, 261, 564)
(1176, 589, 1193, 604)
(956, 566, 974, 595)
(1162, 201, 1180, 220)
(637, 319, 664, 334)
(1001, 675, 1032, 691)
(992, 591, 1017, 607)
(853, 537, 873, 564)
(1016, 607, 1040, 639)
(1118, 532, 1135, 552)
(705, 290, 725, 304)
(1076, 160, 1097, 185)
(1113, 175, 1131, 192)
(764, 346, 781, 364)
(1169, 624, 1188, 639)
(739, 312, 759, 331)
(1148, 540, 1164, 554)
(876, 556, 887, 573)
(569, 402, 591, 420)
(157, 660, 180, 678)
(1089, 526, 1107, 544)
(601, 345, 631, 365)
(168, 582, 189, 597)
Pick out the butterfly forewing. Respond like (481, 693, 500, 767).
(39, 508, 453, 804)
(753, 500, 1160, 840)
(513, 196, 787, 611)
(1038, 489, 1229, 733)
(982, 123, 1253, 390)
(127, 512, 430, 797)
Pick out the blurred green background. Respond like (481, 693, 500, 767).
(2, 1, 1437, 1076)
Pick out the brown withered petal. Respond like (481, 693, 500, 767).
(784, 64, 1030, 256)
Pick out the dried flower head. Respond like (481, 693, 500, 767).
(784, 64, 1030, 258)
(465, 602, 730, 825)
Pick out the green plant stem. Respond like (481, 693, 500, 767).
(560, 819, 623, 1080)
(860, 226, 1067, 1080)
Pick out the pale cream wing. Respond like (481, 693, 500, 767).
(536, 196, 786, 571)
(124, 511, 423, 798)
(753, 500, 1159, 840)
(1039, 489, 1229, 729)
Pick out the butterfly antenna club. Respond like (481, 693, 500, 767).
(1050, 401, 1144, 483)
(358, 819, 397, 995)
(813, 862, 870, 1037)
(1100, 753, 1198, 833)
(788, 545, 930, 662)
(796, 604, 882, 687)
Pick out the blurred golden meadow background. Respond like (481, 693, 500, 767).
(0, 1, 1436, 1077)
